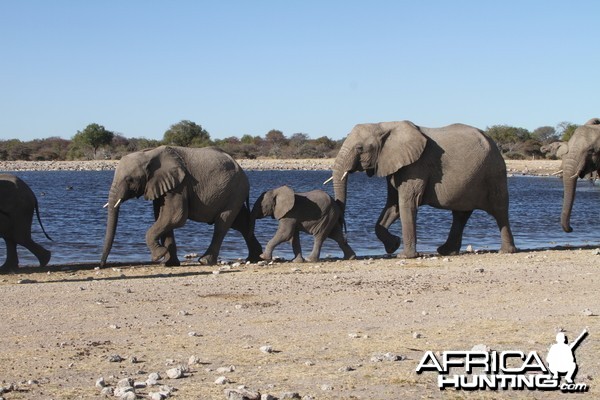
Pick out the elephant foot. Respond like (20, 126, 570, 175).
(151, 246, 169, 262)
(247, 252, 262, 263)
(164, 256, 180, 267)
(199, 254, 217, 266)
(397, 250, 419, 259)
(499, 244, 518, 254)
(259, 252, 272, 261)
(383, 236, 401, 254)
(437, 244, 460, 256)
(38, 249, 51, 268)
(293, 255, 305, 263)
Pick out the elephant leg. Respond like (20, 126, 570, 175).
(231, 205, 263, 262)
(146, 196, 187, 263)
(490, 207, 517, 254)
(21, 238, 51, 268)
(261, 220, 295, 261)
(0, 238, 19, 273)
(306, 234, 325, 263)
(153, 200, 179, 266)
(438, 210, 473, 256)
(199, 209, 237, 265)
(329, 226, 356, 260)
(375, 179, 401, 254)
(398, 205, 418, 259)
(291, 230, 304, 263)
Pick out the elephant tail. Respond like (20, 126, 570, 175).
(35, 200, 53, 241)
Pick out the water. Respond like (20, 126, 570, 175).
(1, 170, 599, 266)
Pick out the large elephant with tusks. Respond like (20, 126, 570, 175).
(100, 146, 262, 266)
(328, 121, 517, 258)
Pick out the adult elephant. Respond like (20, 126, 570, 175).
(560, 118, 600, 233)
(100, 146, 262, 266)
(0, 174, 52, 272)
(328, 121, 517, 258)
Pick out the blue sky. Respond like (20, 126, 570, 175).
(1, 1, 599, 141)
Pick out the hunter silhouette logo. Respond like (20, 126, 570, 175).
(416, 328, 589, 392)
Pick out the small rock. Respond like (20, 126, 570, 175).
(261, 394, 276, 400)
(120, 391, 137, 400)
(302, 396, 314, 400)
(412, 332, 422, 339)
(443, 257, 450, 262)
(471, 344, 491, 352)
(216, 365, 235, 373)
(184, 253, 198, 259)
(117, 378, 134, 388)
(260, 345, 273, 354)
(17, 279, 37, 284)
(348, 333, 360, 338)
(474, 268, 484, 273)
(384, 352, 404, 361)
(113, 386, 134, 397)
(224, 388, 261, 400)
(320, 384, 333, 391)
(188, 355, 200, 365)
(133, 381, 147, 389)
(166, 367, 184, 379)
(188, 331, 200, 337)
(582, 308, 597, 316)
(109, 354, 124, 362)
(100, 387, 114, 396)
(404, 299, 413, 303)
(215, 376, 229, 385)
(158, 385, 174, 396)
(148, 393, 165, 400)
(592, 249, 600, 255)
(338, 366, 355, 372)
(280, 392, 301, 399)
(130, 356, 139, 364)
(95, 377, 106, 388)
(212, 270, 221, 275)
(147, 372, 161, 382)
(232, 262, 242, 268)
(421, 311, 429, 316)
(178, 310, 190, 316)
(466, 245, 474, 253)
(304, 361, 315, 366)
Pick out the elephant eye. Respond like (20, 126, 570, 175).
(355, 144, 363, 152)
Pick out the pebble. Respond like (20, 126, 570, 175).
(216, 365, 235, 373)
(370, 353, 404, 362)
(100, 387, 114, 396)
(261, 394, 276, 400)
(95, 377, 106, 388)
(159, 385, 174, 396)
(473, 268, 485, 273)
(188, 355, 200, 365)
(232, 262, 242, 268)
(466, 245, 474, 253)
(120, 392, 137, 400)
(133, 381, 146, 389)
(582, 308, 596, 316)
(412, 332, 422, 339)
(117, 378, 134, 388)
(148, 393, 165, 400)
(348, 333, 360, 338)
(304, 361, 315, 366)
(17, 279, 37, 284)
(188, 331, 200, 337)
(260, 345, 274, 354)
(215, 376, 229, 385)
(338, 366, 355, 372)
(109, 354, 124, 362)
(320, 384, 333, 391)
(166, 367, 184, 379)
(224, 388, 261, 400)
(472, 344, 491, 352)
(280, 392, 301, 399)
(113, 386, 134, 397)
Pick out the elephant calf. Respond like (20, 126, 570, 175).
(251, 185, 355, 262)
(0, 174, 52, 273)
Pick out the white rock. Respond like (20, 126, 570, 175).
(471, 344, 491, 352)
(260, 345, 273, 353)
(215, 376, 229, 385)
(166, 367, 183, 379)
(95, 377, 106, 388)
(216, 365, 235, 373)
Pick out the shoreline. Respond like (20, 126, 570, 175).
(0, 158, 563, 175)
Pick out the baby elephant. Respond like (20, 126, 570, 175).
(251, 185, 355, 262)
(0, 174, 52, 273)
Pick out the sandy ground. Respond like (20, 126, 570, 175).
(0, 248, 598, 399)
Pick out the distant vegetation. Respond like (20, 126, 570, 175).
(0, 119, 579, 161)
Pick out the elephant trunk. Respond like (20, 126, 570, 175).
(248, 198, 263, 235)
(100, 187, 123, 266)
(332, 145, 354, 213)
(560, 156, 584, 233)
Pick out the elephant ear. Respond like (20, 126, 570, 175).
(376, 121, 427, 177)
(556, 143, 569, 159)
(144, 147, 187, 200)
(273, 185, 295, 219)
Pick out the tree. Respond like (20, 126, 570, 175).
(71, 123, 114, 158)
(485, 125, 531, 153)
(531, 126, 558, 143)
(265, 129, 287, 145)
(163, 120, 211, 147)
(556, 121, 579, 142)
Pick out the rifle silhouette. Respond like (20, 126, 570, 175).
(569, 328, 588, 351)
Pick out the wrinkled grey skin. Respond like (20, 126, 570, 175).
(250, 186, 355, 262)
(560, 118, 600, 233)
(100, 146, 262, 266)
(330, 121, 517, 258)
(0, 174, 52, 272)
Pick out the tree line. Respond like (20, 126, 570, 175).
(0, 119, 579, 162)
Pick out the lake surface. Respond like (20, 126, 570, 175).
(2, 170, 599, 266)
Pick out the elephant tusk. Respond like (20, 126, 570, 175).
(551, 170, 563, 176)
(323, 176, 333, 185)
(341, 171, 348, 181)
(103, 202, 109, 208)
(113, 199, 122, 208)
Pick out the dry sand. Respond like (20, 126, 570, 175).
(1, 158, 598, 400)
